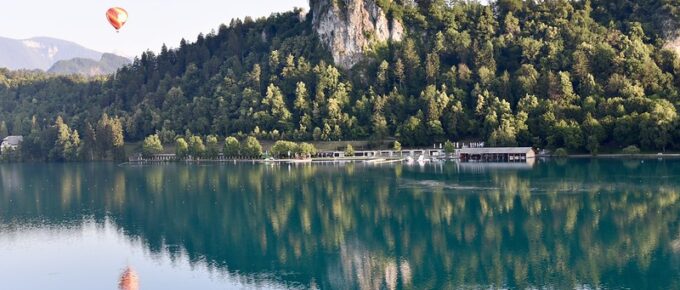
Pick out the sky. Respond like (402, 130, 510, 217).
(2, 0, 309, 57)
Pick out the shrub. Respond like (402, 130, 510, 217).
(205, 135, 219, 159)
(175, 138, 188, 159)
(142, 134, 163, 158)
(444, 140, 455, 153)
(622, 145, 640, 155)
(345, 144, 355, 157)
(271, 140, 299, 158)
(188, 135, 206, 158)
(298, 142, 317, 158)
(242, 136, 263, 158)
(554, 148, 568, 158)
(223, 137, 240, 158)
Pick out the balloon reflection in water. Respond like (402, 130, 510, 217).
(118, 267, 139, 290)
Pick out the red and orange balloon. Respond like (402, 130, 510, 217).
(106, 7, 128, 32)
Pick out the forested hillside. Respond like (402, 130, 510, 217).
(2, 0, 680, 158)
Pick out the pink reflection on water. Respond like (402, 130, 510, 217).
(118, 266, 139, 290)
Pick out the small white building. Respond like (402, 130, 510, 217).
(1, 136, 23, 154)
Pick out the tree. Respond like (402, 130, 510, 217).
(188, 135, 206, 158)
(176, 137, 189, 159)
(1, 1, 680, 155)
(622, 145, 640, 155)
(0, 121, 7, 139)
(344, 144, 355, 157)
(95, 113, 125, 159)
(242, 136, 262, 158)
(142, 134, 163, 158)
(259, 83, 292, 131)
(80, 123, 97, 161)
(224, 136, 240, 158)
(554, 148, 568, 158)
(488, 119, 518, 147)
(49, 116, 79, 162)
(583, 113, 604, 155)
(297, 142, 317, 159)
(587, 135, 600, 156)
(377, 60, 389, 92)
(65, 129, 80, 161)
(393, 141, 402, 152)
(206, 135, 219, 159)
(96, 113, 112, 157)
(271, 140, 298, 158)
(294, 82, 309, 114)
(444, 140, 456, 154)
(110, 116, 125, 149)
(399, 114, 426, 146)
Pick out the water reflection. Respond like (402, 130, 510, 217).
(0, 160, 679, 289)
(119, 267, 139, 290)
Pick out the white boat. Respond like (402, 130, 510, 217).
(417, 155, 430, 162)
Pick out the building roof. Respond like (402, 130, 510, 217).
(2, 136, 23, 146)
(458, 147, 534, 154)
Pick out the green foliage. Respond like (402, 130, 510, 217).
(271, 140, 298, 158)
(297, 142, 317, 158)
(242, 136, 263, 159)
(0, 147, 20, 162)
(188, 135, 206, 158)
(393, 141, 402, 152)
(444, 140, 455, 153)
(176, 137, 189, 159)
(157, 128, 176, 145)
(142, 134, 163, 158)
(223, 137, 240, 158)
(206, 135, 219, 159)
(622, 145, 641, 155)
(95, 114, 125, 159)
(0, 121, 7, 139)
(49, 116, 81, 161)
(554, 148, 568, 158)
(344, 144, 355, 157)
(399, 115, 426, 147)
(1, 1, 680, 155)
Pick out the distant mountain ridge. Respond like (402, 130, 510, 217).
(0, 36, 129, 75)
(48, 53, 131, 76)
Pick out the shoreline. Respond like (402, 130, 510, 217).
(122, 153, 680, 166)
(551, 153, 680, 159)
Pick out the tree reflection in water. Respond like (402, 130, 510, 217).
(0, 159, 679, 289)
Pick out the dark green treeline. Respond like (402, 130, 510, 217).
(1, 1, 680, 153)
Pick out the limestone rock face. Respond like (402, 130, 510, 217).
(665, 35, 680, 55)
(310, 0, 404, 69)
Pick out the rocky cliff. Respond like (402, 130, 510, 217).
(310, 0, 404, 69)
(666, 35, 680, 56)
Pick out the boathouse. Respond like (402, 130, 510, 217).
(458, 147, 535, 162)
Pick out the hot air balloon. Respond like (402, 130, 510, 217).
(106, 7, 128, 32)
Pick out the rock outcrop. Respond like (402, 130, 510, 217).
(665, 35, 680, 56)
(310, 0, 404, 69)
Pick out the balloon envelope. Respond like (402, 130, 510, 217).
(106, 7, 128, 31)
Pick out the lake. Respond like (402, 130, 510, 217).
(0, 159, 679, 289)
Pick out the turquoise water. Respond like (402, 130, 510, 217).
(0, 160, 679, 289)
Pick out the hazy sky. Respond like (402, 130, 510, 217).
(3, 0, 309, 57)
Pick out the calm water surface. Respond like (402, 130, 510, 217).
(1, 159, 679, 289)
